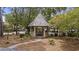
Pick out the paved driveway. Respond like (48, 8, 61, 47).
(0, 48, 16, 51)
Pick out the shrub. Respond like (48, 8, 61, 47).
(68, 32, 77, 37)
(19, 34, 25, 38)
(77, 32, 79, 37)
(49, 39, 55, 45)
(5, 42, 10, 44)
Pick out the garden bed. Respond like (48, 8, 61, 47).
(0, 36, 79, 51)
(15, 37, 79, 51)
(0, 35, 33, 48)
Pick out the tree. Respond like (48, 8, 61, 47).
(5, 7, 39, 34)
(0, 7, 3, 37)
(49, 8, 79, 37)
(5, 7, 67, 34)
(42, 7, 67, 21)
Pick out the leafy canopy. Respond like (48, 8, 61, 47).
(49, 8, 79, 31)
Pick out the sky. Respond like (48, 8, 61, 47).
(3, 7, 74, 14)
(3, 7, 12, 14)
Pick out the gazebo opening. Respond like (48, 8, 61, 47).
(28, 13, 49, 38)
(36, 27, 43, 36)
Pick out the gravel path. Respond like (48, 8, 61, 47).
(0, 48, 15, 51)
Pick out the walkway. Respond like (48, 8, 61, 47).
(0, 38, 63, 51)
(8, 39, 42, 49)
(0, 39, 42, 51)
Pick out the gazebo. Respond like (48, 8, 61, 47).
(28, 13, 49, 37)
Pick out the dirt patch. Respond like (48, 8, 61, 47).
(0, 36, 79, 51)
(15, 39, 63, 51)
(0, 35, 33, 48)
(60, 38, 79, 51)
(15, 37, 79, 51)
(16, 41, 46, 51)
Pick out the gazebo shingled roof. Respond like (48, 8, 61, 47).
(28, 13, 49, 27)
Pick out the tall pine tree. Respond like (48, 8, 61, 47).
(0, 7, 3, 37)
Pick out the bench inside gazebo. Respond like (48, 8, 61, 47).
(28, 13, 49, 38)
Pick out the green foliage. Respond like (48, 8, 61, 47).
(5, 14, 15, 26)
(42, 7, 66, 21)
(49, 39, 55, 45)
(5, 8, 38, 29)
(5, 7, 67, 33)
(19, 34, 25, 38)
(49, 8, 79, 31)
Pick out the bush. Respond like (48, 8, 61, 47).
(68, 32, 77, 37)
(49, 39, 55, 45)
(76, 32, 79, 37)
(19, 34, 32, 41)
(19, 34, 25, 38)
(5, 42, 10, 44)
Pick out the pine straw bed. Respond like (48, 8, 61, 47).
(15, 37, 79, 51)
(0, 36, 79, 51)
(0, 35, 33, 48)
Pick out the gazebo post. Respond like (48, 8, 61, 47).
(30, 27, 32, 36)
(47, 27, 49, 37)
(34, 27, 36, 37)
(43, 27, 46, 37)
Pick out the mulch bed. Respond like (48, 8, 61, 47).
(16, 41, 46, 51)
(0, 36, 79, 51)
(0, 35, 34, 48)
(60, 37, 79, 51)
(15, 37, 79, 51)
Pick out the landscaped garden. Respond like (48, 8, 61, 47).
(0, 36, 79, 51)
(0, 7, 79, 51)
(14, 37, 79, 51)
(0, 35, 33, 47)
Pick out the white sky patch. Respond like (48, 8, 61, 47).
(2, 15, 5, 22)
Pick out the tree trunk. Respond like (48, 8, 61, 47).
(0, 7, 3, 37)
(13, 7, 18, 35)
(14, 24, 18, 35)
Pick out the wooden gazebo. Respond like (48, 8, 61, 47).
(28, 13, 49, 37)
